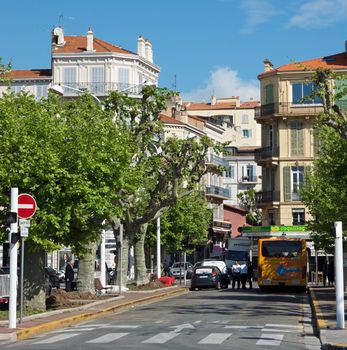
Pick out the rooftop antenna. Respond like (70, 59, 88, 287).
(58, 13, 64, 25)
(173, 74, 177, 93)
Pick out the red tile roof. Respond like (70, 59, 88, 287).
(240, 101, 260, 108)
(7, 69, 52, 79)
(159, 114, 184, 125)
(52, 36, 134, 55)
(185, 100, 259, 110)
(259, 52, 347, 78)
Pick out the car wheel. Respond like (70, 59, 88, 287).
(189, 287, 195, 291)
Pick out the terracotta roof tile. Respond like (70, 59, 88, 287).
(160, 114, 184, 125)
(185, 102, 237, 110)
(52, 36, 135, 55)
(240, 101, 260, 108)
(259, 52, 347, 78)
(7, 69, 52, 79)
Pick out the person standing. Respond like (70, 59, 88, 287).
(240, 262, 248, 290)
(247, 260, 253, 289)
(322, 260, 328, 287)
(65, 259, 75, 292)
(231, 261, 241, 289)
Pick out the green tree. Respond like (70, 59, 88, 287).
(237, 189, 262, 225)
(300, 68, 347, 251)
(0, 91, 130, 308)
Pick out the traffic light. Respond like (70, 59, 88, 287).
(6, 212, 17, 225)
(183, 237, 189, 249)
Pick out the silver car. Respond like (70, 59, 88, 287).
(170, 262, 193, 279)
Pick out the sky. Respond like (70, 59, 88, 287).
(0, 0, 346, 102)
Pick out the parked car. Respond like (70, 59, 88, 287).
(44, 267, 61, 295)
(190, 266, 222, 291)
(200, 259, 231, 288)
(169, 262, 193, 279)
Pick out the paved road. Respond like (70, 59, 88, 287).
(5, 287, 321, 350)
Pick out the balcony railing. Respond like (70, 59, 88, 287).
(240, 176, 258, 183)
(205, 185, 230, 199)
(206, 154, 228, 168)
(57, 82, 144, 97)
(254, 146, 279, 162)
(255, 102, 324, 118)
(255, 191, 280, 203)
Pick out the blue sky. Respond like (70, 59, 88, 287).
(0, 0, 346, 102)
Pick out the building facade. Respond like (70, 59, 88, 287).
(256, 48, 347, 226)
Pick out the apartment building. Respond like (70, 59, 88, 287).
(185, 96, 262, 207)
(256, 48, 347, 226)
(0, 27, 160, 97)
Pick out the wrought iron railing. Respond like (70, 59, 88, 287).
(255, 102, 324, 118)
(254, 146, 279, 161)
(240, 176, 258, 183)
(255, 191, 280, 203)
(207, 154, 229, 168)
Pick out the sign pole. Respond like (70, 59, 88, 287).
(334, 221, 345, 329)
(19, 237, 24, 323)
(9, 188, 18, 329)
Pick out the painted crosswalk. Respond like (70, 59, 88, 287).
(29, 322, 307, 347)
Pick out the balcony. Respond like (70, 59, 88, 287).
(56, 82, 144, 97)
(255, 102, 324, 119)
(255, 146, 279, 162)
(206, 154, 229, 168)
(240, 176, 258, 184)
(205, 185, 230, 200)
(255, 191, 280, 204)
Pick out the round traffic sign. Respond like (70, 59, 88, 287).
(18, 194, 37, 219)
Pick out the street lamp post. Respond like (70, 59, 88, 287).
(156, 217, 161, 278)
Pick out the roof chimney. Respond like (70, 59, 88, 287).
(87, 27, 94, 51)
(145, 39, 153, 63)
(264, 59, 273, 72)
(52, 27, 65, 46)
(211, 95, 217, 105)
(137, 36, 146, 58)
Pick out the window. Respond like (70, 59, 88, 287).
(283, 166, 310, 202)
(242, 129, 252, 138)
(63, 67, 76, 87)
(11, 85, 23, 95)
(262, 241, 302, 258)
(292, 82, 322, 104)
(265, 84, 274, 104)
(225, 165, 234, 178)
(90, 67, 105, 94)
(138, 72, 143, 85)
(36, 84, 48, 100)
(292, 208, 305, 225)
(242, 165, 256, 182)
(241, 114, 249, 124)
(268, 212, 275, 225)
(290, 121, 304, 156)
(291, 166, 304, 200)
(118, 68, 130, 90)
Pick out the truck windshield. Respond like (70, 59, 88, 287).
(227, 250, 248, 261)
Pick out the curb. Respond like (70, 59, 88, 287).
(15, 287, 188, 341)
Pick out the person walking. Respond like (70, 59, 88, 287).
(322, 260, 328, 287)
(247, 260, 253, 289)
(240, 262, 248, 290)
(65, 259, 75, 292)
(231, 261, 241, 289)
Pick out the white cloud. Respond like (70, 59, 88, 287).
(288, 0, 347, 29)
(239, 0, 278, 34)
(182, 67, 259, 102)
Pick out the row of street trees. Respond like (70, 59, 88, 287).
(0, 68, 220, 310)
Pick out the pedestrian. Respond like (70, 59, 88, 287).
(231, 261, 241, 289)
(328, 260, 335, 287)
(65, 259, 75, 292)
(240, 262, 248, 290)
(322, 259, 328, 287)
(247, 260, 253, 289)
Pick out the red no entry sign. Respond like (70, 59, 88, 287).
(18, 194, 37, 219)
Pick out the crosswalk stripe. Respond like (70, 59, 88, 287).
(51, 328, 95, 333)
(265, 323, 300, 329)
(142, 332, 179, 344)
(198, 333, 232, 344)
(256, 333, 283, 346)
(262, 328, 298, 333)
(224, 325, 263, 330)
(102, 325, 140, 329)
(86, 333, 128, 343)
(33, 333, 80, 344)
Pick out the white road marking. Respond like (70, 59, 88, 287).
(74, 323, 110, 328)
(256, 333, 284, 346)
(102, 325, 140, 329)
(33, 333, 80, 344)
(194, 320, 202, 324)
(142, 332, 179, 343)
(224, 325, 263, 330)
(86, 332, 128, 343)
(198, 333, 232, 344)
(51, 328, 95, 332)
(265, 323, 300, 329)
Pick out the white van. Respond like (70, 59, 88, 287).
(201, 259, 230, 288)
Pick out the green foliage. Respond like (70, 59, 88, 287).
(0, 91, 130, 253)
(237, 189, 262, 225)
(146, 191, 212, 253)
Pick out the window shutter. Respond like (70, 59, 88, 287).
(265, 84, 274, 104)
(291, 122, 304, 156)
(303, 166, 311, 185)
(63, 67, 76, 85)
(283, 166, 291, 202)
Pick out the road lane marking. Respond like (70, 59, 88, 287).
(224, 325, 263, 330)
(142, 332, 179, 343)
(262, 328, 298, 333)
(86, 333, 129, 343)
(102, 325, 140, 329)
(198, 333, 232, 344)
(33, 333, 80, 344)
(51, 328, 95, 332)
(256, 333, 283, 346)
(265, 324, 300, 329)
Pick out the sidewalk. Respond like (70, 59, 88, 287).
(0, 285, 188, 347)
(309, 285, 347, 350)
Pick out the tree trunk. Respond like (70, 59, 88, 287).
(23, 244, 46, 311)
(134, 224, 150, 286)
(77, 240, 97, 293)
(115, 235, 129, 287)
